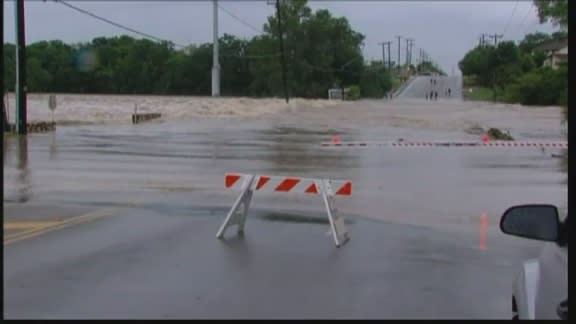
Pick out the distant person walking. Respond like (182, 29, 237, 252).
(447, 88, 451, 97)
(434, 91, 438, 100)
(430, 90, 434, 100)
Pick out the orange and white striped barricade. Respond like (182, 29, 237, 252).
(217, 173, 352, 247)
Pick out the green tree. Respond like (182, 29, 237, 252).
(504, 65, 567, 106)
(3, 44, 16, 91)
(218, 34, 252, 96)
(518, 32, 551, 52)
(458, 45, 497, 86)
(533, 0, 568, 30)
(359, 61, 391, 98)
(250, 0, 367, 98)
(2, 2, 384, 99)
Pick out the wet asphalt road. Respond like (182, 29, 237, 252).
(4, 204, 545, 319)
(3, 96, 567, 319)
(398, 75, 462, 100)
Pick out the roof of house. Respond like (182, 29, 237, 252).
(557, 47, 568, 55)
(535, 38, 568, 52)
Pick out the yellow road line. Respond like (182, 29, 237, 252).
(4, 225, 63, 241)
(4, 207, 119, 245)
(4, 221, 62, 230)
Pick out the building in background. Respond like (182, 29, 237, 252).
(535, 38, 568, 69)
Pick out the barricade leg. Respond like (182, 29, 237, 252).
(237, 189, 253, 234)
(318, 179, 350, 247)
(216, 175, 255, 239)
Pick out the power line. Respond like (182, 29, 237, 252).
(216, 4, 279, 59)
(53, 0, 278, 59)
(217, 3, 265, 35)
(518, 3, 533, 28)
(502, 0, 520, 37)
(488, 33, 504, 46)
(300, 60, 386, 76)
(53, 0, 187, 48)
(519, 3, 538, 35)
(221, 53, 280, 59)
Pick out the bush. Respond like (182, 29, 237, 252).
(503, 66, 567, 106)
(358, 69, 392, 98)
(502, 71, 542, 104)
(487, 128, 514, 140)
(346, 85, 361, 100)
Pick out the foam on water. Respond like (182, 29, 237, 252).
(3, 93, 566, 140)
(4, 93, 341, 125)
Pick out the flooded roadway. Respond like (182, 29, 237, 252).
(3, 94, 567, 318)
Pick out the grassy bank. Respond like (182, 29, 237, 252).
(4, 131, 16, 137)
(391, 76, 402, 92)
(462, 86, 495, 101)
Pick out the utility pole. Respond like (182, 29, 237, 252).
(2, 0, 7, 131)
(378, 42, 386, 66)
(405, 38, 410, 66)
(275, 0, 289, 103)
(378, 41, 392, 70)
(386, 41, 392, 70)
(419, 48, 423, 65)
(211, 0, 220, 97)
(407, 39, 415, 66)
(15, 0, 27, 134)
(480, 33, 490, 47)
(489, 33, 503, 46)
(395, 35, 402, 73)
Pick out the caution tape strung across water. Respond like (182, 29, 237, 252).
(320, 140, 567, 148)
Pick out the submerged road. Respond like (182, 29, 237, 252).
(3, 98, 566, 319)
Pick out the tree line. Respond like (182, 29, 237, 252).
(3, 0, 410, 99)
(458, 0, 567, 107)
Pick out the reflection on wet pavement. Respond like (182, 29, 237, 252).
(8, 136, 33, 203)
(259, 212, 355, 225)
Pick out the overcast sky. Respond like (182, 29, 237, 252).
(3, 1, 556, 73)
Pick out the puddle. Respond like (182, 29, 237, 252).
(259, 212, 355, 225)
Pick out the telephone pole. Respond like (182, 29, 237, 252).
(275, 0, 289, 103)
(378, 42, 386, 66)
(1, 0, 7, 131)
(15, 0, 27, 134)
(480, 33, 490, 47)
(395, 35, 402, 72)
(489, 33, 503, 46)
(407, 39, 415, 66)
(419, 48, 423, 65)
(379, 41, 392, 70)
(211, 0, 220, 97)
(421, 49, 428, 63)
(385, 41, 392, 70)
(405, 38, 410, 66)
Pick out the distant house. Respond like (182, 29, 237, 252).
(535, 38, 568, 68)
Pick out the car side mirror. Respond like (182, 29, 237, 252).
(500, 204, 560, 242)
